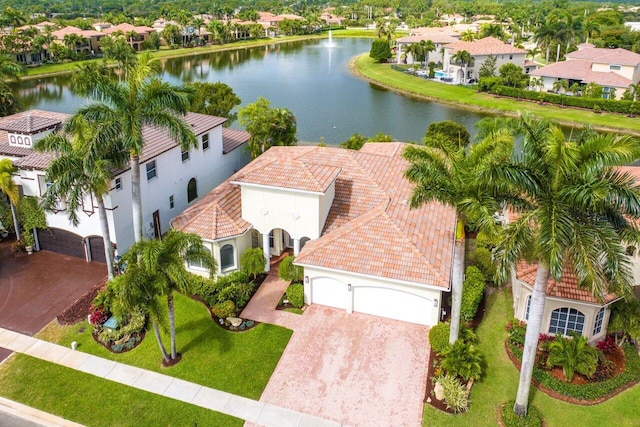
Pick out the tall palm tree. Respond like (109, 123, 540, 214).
(628, 82, 640, 102)
(0, 54, 24, 117)
(451, 50, 471, 84)
(488, 113, 640, 417)
(0, 158, 19, 240)
(406, 42, 422, 66)
(421, 39, 436, 66)
(120, 230, 215, 361)
(552, 79, 569, 94)
(71, 53, 197, 243)
(533, 22, 556, 63)
(62, 33, 86, 57)
(403, 123, 513, 343)
(584, 20, 599, 43)
(460, 30, 476, 42)
(34, 117, 128, 279)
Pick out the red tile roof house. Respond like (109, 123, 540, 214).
(102, 23, 155, 52)
(51, 26, 105, 55)
(172, 143, 457, 326)
(529, 43, 640, 99)
(395, 27, 460, 66)
(443, 36, 526, 84)
(0, 109, 250, 265)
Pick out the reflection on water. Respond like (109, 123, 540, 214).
(13, 38, 490, 145)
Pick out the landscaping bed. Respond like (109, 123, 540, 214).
(57, 279, 107, 325)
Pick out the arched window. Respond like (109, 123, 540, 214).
(525, 295, 531, 321)
(187, 178, 197, 203)
(220, 244, 234, 270)
(593, 307, 605, 336)
(549, 307, 585, 336)
(188, 246, 211, 270)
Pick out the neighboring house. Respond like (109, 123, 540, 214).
(172, 143, 457, 326)
(529, 43, 640, 99)
(0, 110, 250, 264)
(395, 28, 459, 65)
(102, 23, 154, 51)
(51, 26, 104, 55)
(511, 260, 617, 343)
(443, 36, 526, 84)
(257, 12, 304, 36)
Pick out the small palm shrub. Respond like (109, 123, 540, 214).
(440, 340, 485, 381)
(500, 400, 543, 427)
(460, 266, 485, 321)
(429, 323, 451, 355)
(546, 333, 599, 382)
(213, 300, 236, 318)
(278, 255, 304, 283)
(436, 374, 469, 413)
(286, 283, 304, 308)
(240, 248, 266, 278)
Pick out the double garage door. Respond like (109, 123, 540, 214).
(310, 277, 435, 325)
(37, 228, 106, 264)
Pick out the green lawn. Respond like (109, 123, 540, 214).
(0, 294, 292, 425)
(353, 55, 640, 135)
(423, 289, 640, 426)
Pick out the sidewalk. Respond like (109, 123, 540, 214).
(0, 327, 342, 427)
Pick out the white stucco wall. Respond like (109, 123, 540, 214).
(590, 62, 636, 81)
(240, 186, 323, 240)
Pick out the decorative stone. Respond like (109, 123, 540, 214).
(227, 317, 243, 327)
(434, 381, 445, 401)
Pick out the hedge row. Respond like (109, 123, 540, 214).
(509, 341, 640, 400)
(486, 85, 640, 115)
(461, 266, 485, 321)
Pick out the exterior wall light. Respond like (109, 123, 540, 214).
(304, 276, 309, 284)
(433, 298, 439, 307)
(347, 283, 352, 292)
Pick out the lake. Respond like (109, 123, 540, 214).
(15, 38, 489, 145)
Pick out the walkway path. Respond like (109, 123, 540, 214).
(0, 327, 342, 427)
(240, 274, 304, 331)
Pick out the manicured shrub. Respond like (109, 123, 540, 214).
(216, 281, 255, 308)
(189, 273, 218, 307)
(212, 300, 236, 319)
(592, 358, 615, 382)
(546, 334, 598, 382)
(500, 400, 543, 427)
(506, 319, 527, 347)
(429, 322, 451, 355)
(473, 247, 497, 286)
(596, 335, 616, 354)
(240, 248, 266, 277)
(278, 255, 304, 283)
(285, 283, 304, 308)
(440, 340, 485, 381)
(369, 39, 391, 62)
(436, 374, 469, 414)
(460, 266, 485, 322)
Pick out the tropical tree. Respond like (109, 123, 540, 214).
(34, 117, 128, 279)
(546, 334, 598, 382)
(101, 35, 136, 73)
(552, 79, 569, 94)
(186, 82, 241, 125)
(0, 54, 24, 117)
(626, 82, 640, 102)
(460, 30, 476, 42)
(0, 158, 19, 239)
(121, 229, 215, 361)
(489, 113, 640, 417)
(406, 42, 422, 66)
(62, 33, 86, 57)
(533, 22, 556, 63)
(71, 53, 197, 243)
(403, 121, 513, 343)
(451, 50, 472, 84)
(420, 39, 436, 66)
(238, 97, 297, 159)
(479, 23, 506, 41)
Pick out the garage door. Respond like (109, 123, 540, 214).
(38, 228, 85, 260)
(311, 277, 347, 309)
(87, 236, 106, 264)
(353, 287, 433, 325)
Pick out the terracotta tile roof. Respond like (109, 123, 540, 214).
(13, 151, 56, 170)
(102, 23, 154, 34)
(516, 260, 619, 304)
(0, 115, 62, 134)
(51, 26, 102, 38)
(222, 128, 250, 154)
(446, 36, 525, 56)
(174, 143, 456, 289)
(0, 110, 68, 158)
(567, 47, 640, 67)
(530, 59, 632, 87)
(396, 33, 458, 44)
(410, 26, 459, 37)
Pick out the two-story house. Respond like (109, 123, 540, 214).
(0, 110, 250, 264)
(529, 43, 640, 99)
(102, 23, 155, 51)
(172, 143, 457, 326)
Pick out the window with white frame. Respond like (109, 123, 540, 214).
(549, 307, 585, 336)
(146, 160, 157, 181)
(609, 64, 621, 71)
(114, 177, 122, 191)
(525, 295, 531, 321)
(169, 194, 174, 209)
(181, 149, 190, 162)
(220, 244, 235, 270)
(593, 307, 605, 336)
(188, 246, 211, 270)
(202, 134, 209, 151)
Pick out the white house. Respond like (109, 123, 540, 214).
(443, 36, 526, 84)
(172, 143, 457, 326)
(0, 109, 250, 264)
(529, 43, 640, 99)
(395, 27, 460, 66)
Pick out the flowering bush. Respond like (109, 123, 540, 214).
(506, 319, 527, 347)
(596, 335, 616, 354)
(89, 306, 109, 325)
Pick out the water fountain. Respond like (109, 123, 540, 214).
(325, 30, 336, 48)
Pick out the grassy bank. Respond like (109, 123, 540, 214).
(422, 289, 640, 426)
(352, 55, 640, 135)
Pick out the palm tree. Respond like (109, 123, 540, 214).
(34, 117, 128, 279)
(460, 30, 476, 42)
(0, 54, 24, 117)
(62, 33, 86, 57)
(191, 17, 205, 44)
(119, 229, 215, 361)
(71, 53, 197, 243)
(552, 79, 568, 94)
(403, 123, 513, 343)
(533, 22, 556, 63)
(526, 47, 540, 62)
(489, 113, 640, 417)
(584, 20, 599, 44)
(546, 334, 598, 382)
(451, 50, 472, 84)
(628, 82, 640, 102)
(421, 39, 436, 66)
(0, 158, 19, 240)
(406, 42, 422, 66)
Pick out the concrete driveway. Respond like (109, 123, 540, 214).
(252, 299, 430, 427)
(0, 241, 106, 361)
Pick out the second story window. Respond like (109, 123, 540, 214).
(181, 149, 190, 162)
(114, 177, 122, 191)
(202, 134, 210, 151)
(146, 160, 157, 181)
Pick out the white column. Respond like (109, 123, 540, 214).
(293, 238, 300, 256)
(262, 233, 270, 272)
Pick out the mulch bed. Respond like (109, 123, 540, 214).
(91, 329, 146, 354)
(504, 340, 635, 405)
(57, 279, 107, 325)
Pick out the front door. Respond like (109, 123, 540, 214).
(152, 210, 161, 239)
